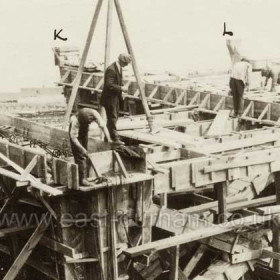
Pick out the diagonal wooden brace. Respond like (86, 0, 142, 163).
(3, 213, 51, 280)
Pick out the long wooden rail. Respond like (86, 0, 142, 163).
(57, 69, 280, 125)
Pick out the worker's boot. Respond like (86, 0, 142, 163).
(113, 139, 124, 145)
(81, 179, 91, 186)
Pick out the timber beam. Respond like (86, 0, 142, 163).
(56, 70, 280, 126)
(124, 214, 272, 258)
(3, 213, 50, 280)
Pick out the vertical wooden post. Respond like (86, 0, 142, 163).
(104, 0, 113, 70)
(91, 191, 107, 280)
(113, 0, 154, 131)
(159, 192, 168, 208)
(273, 172, 280, 272)
(182, 244, 206, 278)
(142, 180, 152, 244)
(169, 245, 179, 280)
(109, 187, 118, 280)
(63, 0, 104, 129)
(214, 182, 227, 224)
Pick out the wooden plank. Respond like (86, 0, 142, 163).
(109, 187, 118, 280)
(115, 185, 129, 244)
(20, 155, 38, 180)
(91, 191, 107, 279)
(53, 158, 78, 189)
(0, 243, 59, 280)
(203, 154, 275, 173)
(119, 130, 181, 148)
(182, 244, 206, 278)
(0, 226, 35, 238)
(231, 249, 262, 264)
(147, 157, 169, 174)
(163, 88, 174, 101)
(148, 86, 159, 99)
(255, 265, 280, 280)
(63, 0, 104, 128)
(54, 71, 280, 126)
(113, 151, 128, 178)
(117, 118, 193, 130)
(82, 73, 94, 87)
(80, 173, 153, 191)
(0, 167, 62, 196)
(254, 205, 280, 215)
(192, 193, 214, 204)
(214, 182, 227, 224)
(39, 236, 84, 258)
(178, 268, 188, 280)
(114, 0, 153, 130)
(273, 171, 280, 272)
(200, 133, 279, 155)
(142, 180, 152, 244)
(37, 195, 58, 220)
(206, 110, 230, 137)
(175, 90, 186, 105)
(124, 214, 273, 257)
(169, 246, 179, 280)
(262, 249, 280, 260)
(3, 213, 50, 280)
(193, 260, 251, 280)
(88, 156, 103, 178)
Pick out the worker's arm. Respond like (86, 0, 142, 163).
(246, 64, 252, 91)
(105, 69, 127, 93)
(69, 117, 88, 156)
(264, 75, 269, 87)
(71, 138, 88, 156)
(271, 71, 277, 92)
(91, 110, 112, 142)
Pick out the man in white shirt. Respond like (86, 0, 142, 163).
(261, 65, 280, 92)
(69, 108, 111, 186)
(229, 58, 252, 117)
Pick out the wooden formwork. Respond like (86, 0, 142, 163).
(0, 115, 154, 280)
(57, 68, 280, 126)
(2, 104, 280, 280)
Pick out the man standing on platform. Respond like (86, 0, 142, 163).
(100, 53, 132, 144)
(261, 65, 280, 92)
(69, 108, 111, 186)
(229, 57, 252, 117)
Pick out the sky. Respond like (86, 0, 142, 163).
(1, 0, 280, 92)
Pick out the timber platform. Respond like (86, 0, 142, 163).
(1, 52, 280, 280)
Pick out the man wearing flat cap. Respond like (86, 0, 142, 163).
(100, 53, 132, 144)
(229, 57, 252, 117)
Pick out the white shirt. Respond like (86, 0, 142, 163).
(231, 61, 252, 85)
(69, 112, 105, 140)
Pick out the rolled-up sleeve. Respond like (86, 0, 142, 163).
(92, 110, 105, 128)
(69, 116, 79, 139)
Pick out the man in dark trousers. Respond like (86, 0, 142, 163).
(100, 53, 132, 144)
(261, 65, 280, 92)
(229, 57, 252, 117)
(69, 108, 111, 186)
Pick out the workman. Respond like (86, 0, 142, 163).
(261, 65, 280, 92)
(100, 53, 132, 145)
(229, 57, 252, 117)
(69, 108, 111, 186)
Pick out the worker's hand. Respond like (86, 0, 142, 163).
(81, 148, 88, 157)
(121, 84, 129, 93)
